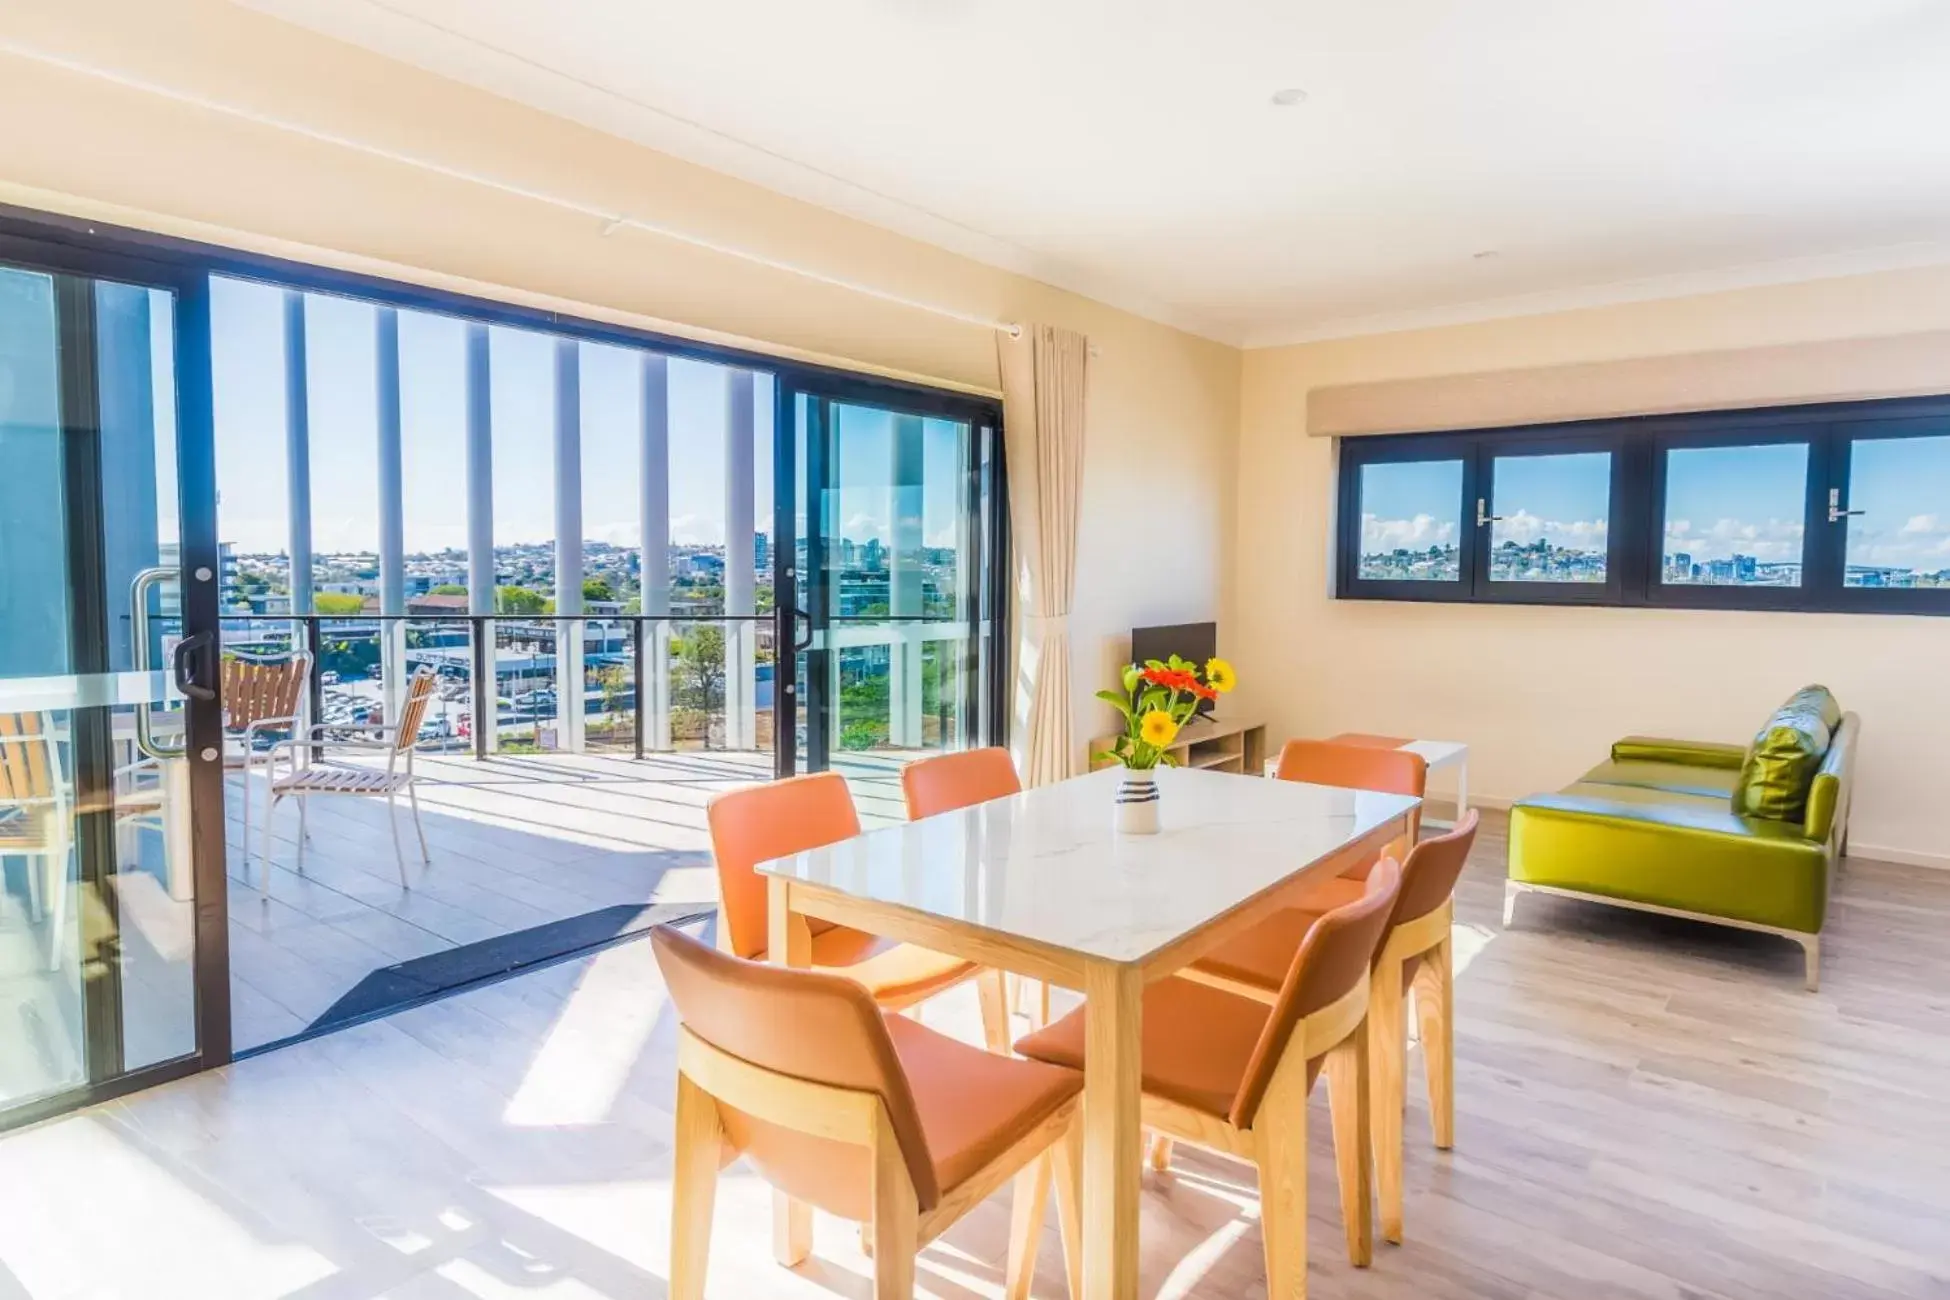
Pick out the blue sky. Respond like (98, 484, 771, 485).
(1361, 440, 1949, 570)
(210, 276, 965, 556)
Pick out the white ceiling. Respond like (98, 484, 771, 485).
(240, 0, 1950, 346)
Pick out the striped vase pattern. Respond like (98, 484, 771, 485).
(1114, 768, 1161, 835)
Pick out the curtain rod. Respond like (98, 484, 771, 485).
(0, 38, 1023, 338)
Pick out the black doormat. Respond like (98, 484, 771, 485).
(294, 902, 715, 1041)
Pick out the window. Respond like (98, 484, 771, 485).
(1484, 450, 1612, 586)
(1658, 440, 1810, 593)
(1355, 459, 1464, 583)
(1335, 400, 1950, 615)
(1839, 430, 1950, 591)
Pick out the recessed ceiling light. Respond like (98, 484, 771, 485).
(1270, 88, 1309, 107)
(1472, 249, 1500, 260)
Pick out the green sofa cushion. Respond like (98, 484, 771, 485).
(1578, 760, 1744, 801)
(1732, 686, 1838, 823)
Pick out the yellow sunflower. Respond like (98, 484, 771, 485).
(1205, 657, 1238, 694)
(1139, 709, 1179, 748)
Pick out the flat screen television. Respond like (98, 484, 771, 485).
(1128, 621, 1218, 717)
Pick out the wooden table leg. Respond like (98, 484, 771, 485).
(1081, 960, 1142, 1300)
(766, 876, 814, 1268)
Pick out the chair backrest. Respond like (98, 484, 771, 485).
(706, 771, 861, 959)
(900, 746, 1021, 821)
(222, 655, 310, 731)
(394, 670, 438, 754)
(1230, 856, 1402, 1129)
(1275, 738, 1427, 798)
(651, 923, 940, 1213)
(0, 713, 56, 802)
(1393, 810, 1479, 930)
(1275, 738, 1427, 856)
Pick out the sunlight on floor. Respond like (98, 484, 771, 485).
(1450, 918, 1498, 980)
(0, 1118, 337, 1297)
(504, 944, 671, 1128)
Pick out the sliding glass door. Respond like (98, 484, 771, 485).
(0, 239, 228, 1129)
(779, 382, 1004, 818)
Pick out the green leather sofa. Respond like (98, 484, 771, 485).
(1506, 686, 1858, 990)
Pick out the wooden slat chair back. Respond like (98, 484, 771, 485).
(0, 712, 73, 969)
(393, 670, 437, 754)
(651, 924, 1085, 1300)
(0, 713, 56, 804)
(221, 655, 309, 733)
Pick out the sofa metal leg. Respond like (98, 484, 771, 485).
(1801, 935, 1820, 993)
(1501, 879, 1521, 929)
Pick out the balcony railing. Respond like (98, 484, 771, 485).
(216, 612, 975, 762)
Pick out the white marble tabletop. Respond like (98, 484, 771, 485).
(757, 765, 1420, 966)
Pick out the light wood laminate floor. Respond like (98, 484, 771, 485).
(2, 811, 1947, 1299)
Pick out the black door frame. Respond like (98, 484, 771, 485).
(0, 232, 231, 1133)
(773, 378, 1007, 778)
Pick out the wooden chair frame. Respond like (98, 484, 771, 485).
(0, 713, 73, 971)
(1176, 898, 1457, 1248)
(221, 653, 311, 882)
(1136, 977, 1375, 1298)
(670, 1026, 1084, 1300)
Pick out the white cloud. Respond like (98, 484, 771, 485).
(1361, 512, 1457, 551)
(843, 511, 888, 542)
(1492, 509, 1607, 549)
(1664, 515, 1804, 562)
(1901, 513, 1941, 536)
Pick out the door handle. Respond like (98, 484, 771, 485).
(792, 606, 814, 654)
(1475, 498, 1504, 528)
(172, 631, 218, 701)
(1826, 488, 1865, 524)
(130, 565, 189, 760)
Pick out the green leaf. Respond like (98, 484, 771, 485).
(1121, 664, 1142, 694)
(1138, 687, 1166, 714)
(1094, 689, 1133, 718)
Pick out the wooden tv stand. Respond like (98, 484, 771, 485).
(1088, 716, 1268, 776)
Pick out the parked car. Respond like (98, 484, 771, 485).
(319, 670, 340, 685)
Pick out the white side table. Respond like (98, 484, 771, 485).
(1264, 734, 1470, 830)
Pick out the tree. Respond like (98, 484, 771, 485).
(495, 585, 548, 615)
(314, 592, 366, 616)
(582, 576, 615, 604)
(671, 625, 726, 744)
(430, 583, 466, 596)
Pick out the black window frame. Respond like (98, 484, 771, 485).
(1334, 394, 1950, 617)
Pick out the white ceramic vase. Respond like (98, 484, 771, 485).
(1114, 766, 1161, 835)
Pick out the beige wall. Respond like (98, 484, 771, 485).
(1238, 266, 1950, 866)
(0, 0, 1239, 752)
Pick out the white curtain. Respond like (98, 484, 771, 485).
(997, 324, 1088, 786)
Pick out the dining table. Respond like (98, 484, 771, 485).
(756, 762, 1421, 1300)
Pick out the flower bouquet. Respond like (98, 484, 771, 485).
(1094, 653, 1237, 833)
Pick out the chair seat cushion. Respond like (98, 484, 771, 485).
(1016, 976, 1318, 1122)
(891, 1016, 1081, 1197)
(1185, 876, 1364, 993)
(754, 926, 979, 1006)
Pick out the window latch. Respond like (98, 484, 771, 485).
(1826, 488, 1865, 524)
(1475, 498, 1503, 528)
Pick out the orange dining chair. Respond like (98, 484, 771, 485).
(899, 747, 1051, 1027)
(653, 924, 1085, 1300)
(1146, 737, 1426, 1173)
(1274, 738, 1428, 873)
(706, 771, 1011, 1053)
(1182, 813, 1480, 1243)
(1017, 859, 1405, 1293)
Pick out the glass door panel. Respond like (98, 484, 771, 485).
(0, 258, 223, 1126)
(783, 389, 998, 819)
